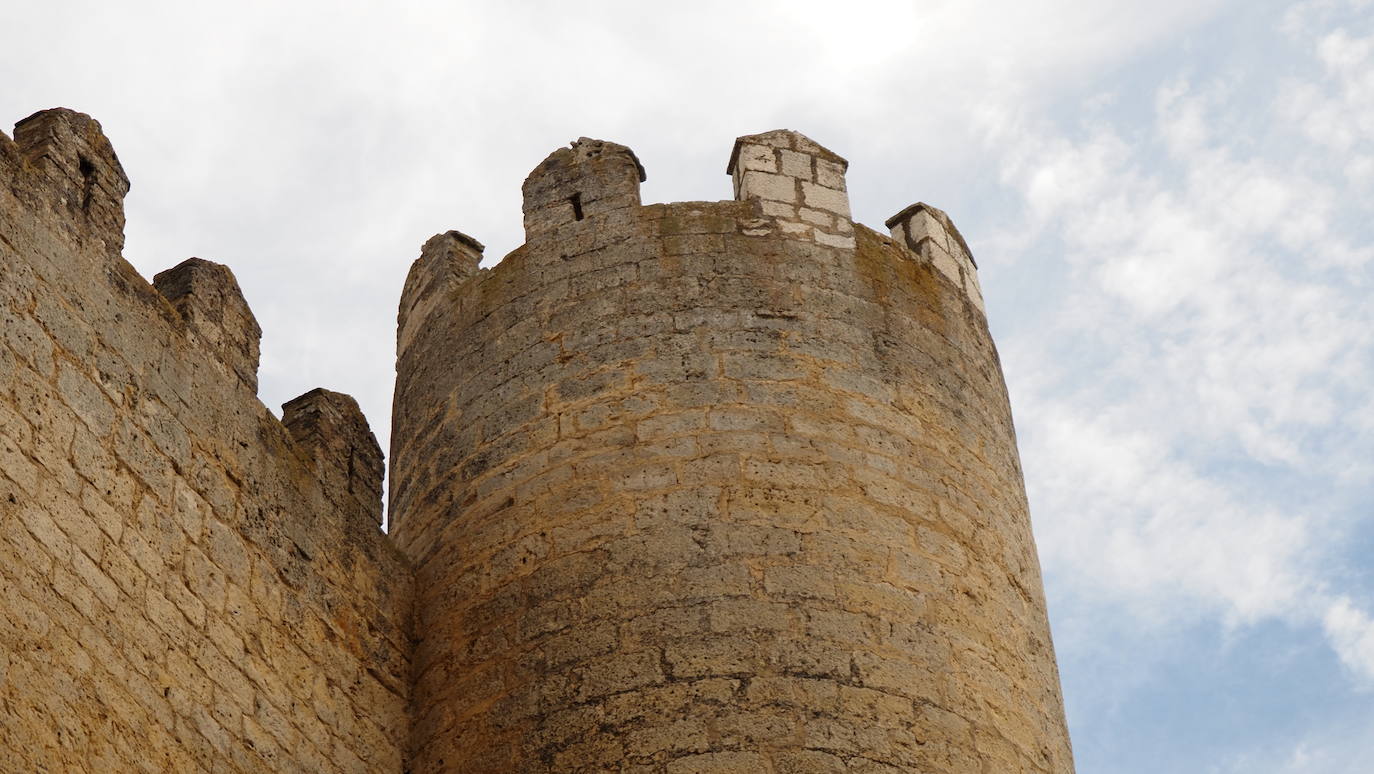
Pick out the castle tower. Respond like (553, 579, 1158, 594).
(389, 131, 1074, 771)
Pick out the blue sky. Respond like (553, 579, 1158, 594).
(3, 1, 1371, 770)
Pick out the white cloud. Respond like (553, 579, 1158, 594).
(987, 1, 1374, 685)
(1324, 597, 1374, 681)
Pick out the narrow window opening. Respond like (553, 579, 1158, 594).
(569, 193, 584, 221)
(78, 156, 97, 210)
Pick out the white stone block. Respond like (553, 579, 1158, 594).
(907, 209, 947, 250)
(799, 208, 832, 227)
(740, 171, 799, 203)
(738, 143, 777, 173)
(953, 252, 977, 287)
(778, 220, 812, 237)
(779, 149, 813, 180)
(964, 263, 982, 294)
(761, 200, 796, 219)
(814, 231, 856, 249)
(930, 245, 961, 286)
(966, 278, 986, 315)
(816, 159, 846, 190)
(801, 182, 850, 217)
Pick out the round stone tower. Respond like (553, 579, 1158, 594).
(389, 131, 1074, 772)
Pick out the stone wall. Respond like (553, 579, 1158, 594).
(0, 109, 412, 773)
(390, 131, 1074, 772)
(0, 108, 1073, 773)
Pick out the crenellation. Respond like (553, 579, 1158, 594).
(10, 108, 129, 254)
(386, 130, 1071, 771)
(281, 388, 386, 526)
(522, 137, 645, 242)
(2, 112, 1070, 773)
(728, 129, 855, 249)
(887, 201, 986, 314)
(2, 109, 412, 774)
(153, 257, 263, 394)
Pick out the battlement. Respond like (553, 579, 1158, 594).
(886, 201, 986, 314)
(2, 110, 1071, 773)
(522, 137, 645, 241)
(3, 108, 129, 255)
(282, 388, 385, 526)
(397, 229, 485, 359)
(1, 109, 411, 772)
(152, 257, 263, 393)
(398, 129, 987, 375)
(727, 129, 854, 248)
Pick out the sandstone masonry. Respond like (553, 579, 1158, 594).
(1, 110, 410, 773)
(1, 109, 1074, 772)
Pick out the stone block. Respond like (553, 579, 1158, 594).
(761, 200, 797, 219)
(736, 143, 777, 173)
(929, 244, 962, 286)
(779, 148, 814, 179)
(801, 181, 851, 217)
(816, 159, 847, 190)
(814, 231, 856, 249)
(738, 170, 798, 203)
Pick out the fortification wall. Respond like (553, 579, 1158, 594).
(391, 131, 1073, 772)
(0, 110, 413, 773)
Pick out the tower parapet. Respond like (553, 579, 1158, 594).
(727, 129, 855, 248)
(887, 201, 985, 314)
(392, 130, 1073, 771)
(522, 137, 645, 242)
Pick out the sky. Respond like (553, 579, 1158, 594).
(3, 1, 1372, 770)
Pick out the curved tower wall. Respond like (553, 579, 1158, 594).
(390, 130, 1074, 772)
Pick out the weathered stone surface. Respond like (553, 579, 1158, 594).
(392, 132, 1074, 771)
(522, 137, 645, 240)
(10, 108, 129, 254)
(729, 130, 854, 250)
(1, 109, 1071, 773)
(886, 202, 983, 313)
(282, 388, 385, 526)
(153, 257, 262, 393)
(0, 110, 411, 773)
